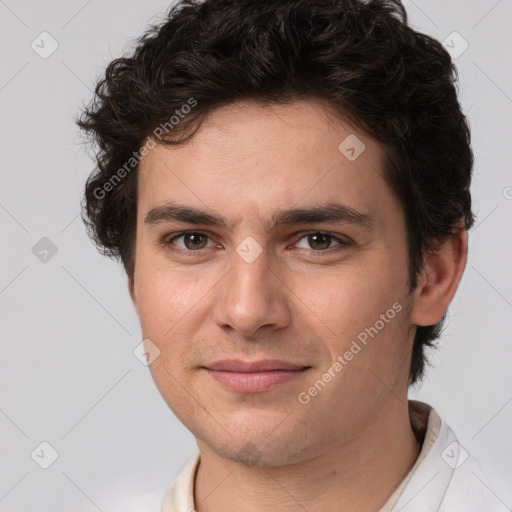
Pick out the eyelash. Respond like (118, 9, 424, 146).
(162, 231, 350, 257)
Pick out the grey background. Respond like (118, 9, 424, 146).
(0, 0, 511, 510)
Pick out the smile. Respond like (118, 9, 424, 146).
(204, 368, 310, 393)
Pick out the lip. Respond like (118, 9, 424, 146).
(205, 359, 309, 372)
(202, 359, 311, 393)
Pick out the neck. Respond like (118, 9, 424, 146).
(193, 398, 422, 512)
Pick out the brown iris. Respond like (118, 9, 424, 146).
(182, 233, 208, 250)
(306, 233, 332, 250)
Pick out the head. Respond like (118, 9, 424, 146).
(77, 0, 473, 465)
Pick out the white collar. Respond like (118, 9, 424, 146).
(161, 400, 504, 512)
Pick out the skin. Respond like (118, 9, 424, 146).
(129, 99, 468, 511)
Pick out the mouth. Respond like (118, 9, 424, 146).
(201, 359, 312, 393)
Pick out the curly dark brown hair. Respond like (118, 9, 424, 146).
(76, 0, 474, 386)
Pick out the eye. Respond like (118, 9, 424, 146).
(294, 232, 349, 252)
(162, 230, 350, 257)
(165, 231, 216, 251)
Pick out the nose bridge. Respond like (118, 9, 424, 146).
(213, 245, 290, 336)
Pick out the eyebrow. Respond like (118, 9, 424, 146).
(144, 202, 376, 232)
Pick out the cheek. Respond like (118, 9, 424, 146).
(291, 256, 410, 389)
(134, 266, 214, 380)
(134, 261, 201, 335)
(135, 280, 170, 339)
(294, 260, 405, 334)
(135, 273, 198, 402)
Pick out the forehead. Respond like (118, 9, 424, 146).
(137, 99, 396, 229)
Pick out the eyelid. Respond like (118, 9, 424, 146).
(165, 231, 218, 251)
(163, 229, 351, 255)
(293, 230, 350, 250)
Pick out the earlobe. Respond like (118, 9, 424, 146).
(410, 227, 468, 327)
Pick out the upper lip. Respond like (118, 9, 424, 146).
(205, 359, 310, 372)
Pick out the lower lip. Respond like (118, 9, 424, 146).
(205, 368, 309, 392)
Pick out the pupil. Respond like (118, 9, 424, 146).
(182, 233, 332, 251)
(309, 234, 330, 250)
(186, 233, 206, 250)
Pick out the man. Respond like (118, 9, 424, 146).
(77, 0, 508, 510)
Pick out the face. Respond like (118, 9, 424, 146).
(130, 100, 417, 466)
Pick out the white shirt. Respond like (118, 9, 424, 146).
(161, 401, 509, 512)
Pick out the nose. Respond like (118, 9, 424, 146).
(212, 247, 292, 337)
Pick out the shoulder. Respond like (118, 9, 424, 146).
(393, 403, 510, 512)
(439, 455, 510, 512)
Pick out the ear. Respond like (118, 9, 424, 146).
(410, 225, 468, 327)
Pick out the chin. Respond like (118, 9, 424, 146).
(198, 428, 315, 468)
